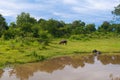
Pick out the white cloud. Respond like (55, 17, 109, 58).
(71, 0, 119, 14)
(0, 0, 119, 25)
(53, 12, 73, 18)
(62, 0, 79, 5)
(0, 9, 17, 16)
(86, 0, 119, 10)
(0, 0, 49, 17)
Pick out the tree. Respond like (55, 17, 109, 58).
(71, 20, 85, 29)
(0, 14, 8, 36)
(70, 20, 85, 34)
(112, 4, 120, 22)
(16, 12, 37, 28)
(111, 24, 120, 33)
(112, 4, 120, 16)
(31, 24, 41, 38)
(16, 12, 37, 32)
(38, 18, 46, 24)
(37, 30, 52, 45)
(9, 22, 16, 28)
(16, 12, 37, 37)
(98, 21, 111, 32)
(85, 24, 96, 33)
(40, 19, 65, 37)
(3, 28, 16, 40)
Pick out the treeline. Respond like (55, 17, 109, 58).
(0, 12, 120, 43)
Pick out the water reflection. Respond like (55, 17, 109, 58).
(98, 55, 120, 65)
(0, 69, 4, 78)
(109, 73, 120, 80)
(0, 54, 120, 80)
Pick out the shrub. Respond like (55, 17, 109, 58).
(70, 34, 90, 41)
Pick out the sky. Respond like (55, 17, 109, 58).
(0, 0, 120, 26)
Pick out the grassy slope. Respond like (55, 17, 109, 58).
(0, 38, 120, 67)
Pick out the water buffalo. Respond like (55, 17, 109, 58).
(59, 40, 67, 45)
(92, 49, 101, 55)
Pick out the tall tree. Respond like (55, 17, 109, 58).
(112, 4, 120, 22)
(112, 4, 120, 16)
(71, 20, 85, 29)
(111, 24, 120, 33)
(0, 14, 8, 36)
(71, 20, 85, 34)
(16, 12, 37, 36)
(85, 24, 96, 33)
(42, 19, 64, 37)
(16, 12, 37, 27)
(9, 22, 16, 28)
(98, 21, 112, 32)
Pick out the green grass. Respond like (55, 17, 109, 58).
(0, 38, 120, 68)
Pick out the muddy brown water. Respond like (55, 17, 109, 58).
(0, 55, 120, 80)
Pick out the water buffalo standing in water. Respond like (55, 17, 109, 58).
(59, 40, 67, 45)
(92, 49, 101, 55)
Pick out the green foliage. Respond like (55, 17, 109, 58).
(45, 19, 65, 37)
(85, 24, 96, 33)
(71, 20, 85, 29)
(37, 30, 52, 45)
(98, 21, 112, 32)
(2, 28, 17, 40)
(111, 24, 120, 33)
(32, 24, 41, 38)
(73, 26, 85, 34)
(1, 12, 120, 58)
(0, 14, 8, 37)
(0, 9, 120, 68)
(26, 51, 45, 61)
(0, 37, 120, 68)
(20, 23, 33, 33)
(70, 20, 86, 34)
(16, 12, 37, 27)
(70, 35, 81, 40)
(112, 4, 120, 22)
(70, 34, 90, 41)
(9, 22, 16, 28)
(1, 12, 120, 41)
(112, 4, 120, 16)
(16, 12, 37, 37)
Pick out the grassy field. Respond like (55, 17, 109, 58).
(0, 38, 120, 68)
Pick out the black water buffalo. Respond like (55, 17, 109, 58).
(59, 40, 67, 45)
(92, 49, 101, 55)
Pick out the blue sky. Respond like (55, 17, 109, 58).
(0, 0, 119, 26)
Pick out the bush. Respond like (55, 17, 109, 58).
(70, 35, 81, 40)
(70, 34, 90, 41)
(26, 51, 46, 61)
(2, 28, 19, 40)
(37, 30, 52, 45)
(3, 30, 15, 40)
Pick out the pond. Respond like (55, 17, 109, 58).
(0, 54, 120, 80)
